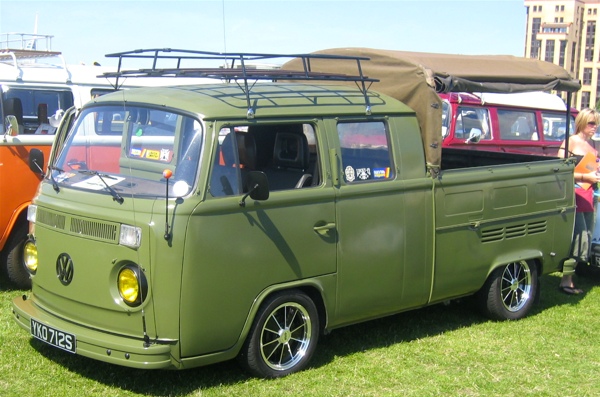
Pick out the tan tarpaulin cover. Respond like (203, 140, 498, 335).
(282, 47, 581, 173)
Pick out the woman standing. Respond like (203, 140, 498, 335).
(558, 108, 600, 294)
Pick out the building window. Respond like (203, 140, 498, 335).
(559, 40, 567, 67)
(534, 5, 537, 11)
(596, 70, 600, 99)
(561, 5, 565, 11)
(583, 68, 592, 85)
(530, 18, 541, 59)
(582, 91, 591, 109)
(585, 21, 596, 62)
(560, 17, 564, 22)
(546, 40, 556, 62)
(531, 41, 541, 59)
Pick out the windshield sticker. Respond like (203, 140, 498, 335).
(72, 175, 125, 190)
(55, 172, 76, 183)
(356, 168, 371, 180)
(345, 166, 356, 182)
(129, 148, 173, 162)
(373, 168, 390, 179)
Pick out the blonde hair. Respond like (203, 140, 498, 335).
(575, 107, 600, 134)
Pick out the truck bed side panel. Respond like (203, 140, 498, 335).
(432, 159, 575, 302)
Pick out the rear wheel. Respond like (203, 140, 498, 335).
(477, 260, 537, 321)
(5, 222, 31, 290)
(239, 290, 319, 378)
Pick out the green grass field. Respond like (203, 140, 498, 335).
(2, 272, 599, 397)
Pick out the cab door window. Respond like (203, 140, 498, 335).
(338, 121, 393, 182)
(209, 123, 319, 197)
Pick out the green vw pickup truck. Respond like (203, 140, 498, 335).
(12, 49, 579, 378)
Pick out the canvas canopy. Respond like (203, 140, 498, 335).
(282, 48, 581, 173)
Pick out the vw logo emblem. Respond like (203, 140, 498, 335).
(56, 253, 74, 285)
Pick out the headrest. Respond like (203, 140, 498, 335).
(3, 97, 23, 124)
(237, 132, 257, 169)
(272, 132, 309, 170)
(220, 132, 237, 166)
(38, 103, 49, 124)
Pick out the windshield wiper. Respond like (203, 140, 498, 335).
(48, 166, 64, 193)
(78, 170, 124, 204)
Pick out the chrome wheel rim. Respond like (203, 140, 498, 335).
(501, 260, 532, 312)
(260, 302, 312, 371)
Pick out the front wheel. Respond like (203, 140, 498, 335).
(477, 260, 538, 321)
(239, 290, 319, 378)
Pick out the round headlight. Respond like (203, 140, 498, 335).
(24, 241, 38, 274)
(117, 266, 147, 306)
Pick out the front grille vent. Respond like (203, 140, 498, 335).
(36, 208, 66, 230)
(70, 218, 118, 242)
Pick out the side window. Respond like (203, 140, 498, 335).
(338, 121, 393, 183)
(441, 101, 450, 138)
(497, 110, 538, 141)
(542, 111, 575, 141)
(454, 107, 491, 140)
(209, 123, 319, 197)
(2, 88, 74, 134)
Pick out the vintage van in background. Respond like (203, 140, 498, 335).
(441, 91, 576, 156)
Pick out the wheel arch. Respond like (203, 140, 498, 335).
(237, 280, 330, 352)
(0, 202, 30, 253)
(485, 249, 544, 280)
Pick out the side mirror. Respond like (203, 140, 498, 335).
(239, 171, 269, 207)
(5, 115, 19, 137)
(465, 128, 482, 144)
(29, 148, 45, 175)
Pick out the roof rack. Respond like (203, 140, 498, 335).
(0, 32, 69, 82)
(102, 49, 379, 118)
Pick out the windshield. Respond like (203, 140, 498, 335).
(51, 105, 203, 199)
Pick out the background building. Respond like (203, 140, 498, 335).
(524, 0, 600, 109)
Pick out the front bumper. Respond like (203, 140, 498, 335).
(12, 295, 178, 369)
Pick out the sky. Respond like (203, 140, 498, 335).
(1, 0, 527, 68)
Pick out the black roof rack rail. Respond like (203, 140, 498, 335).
(102, 49, 379, 118)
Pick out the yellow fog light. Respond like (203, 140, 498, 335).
(117, 265, 147, 306)
(24, 241, 38, 274)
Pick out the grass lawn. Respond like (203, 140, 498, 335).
(1, 272, 599, 397)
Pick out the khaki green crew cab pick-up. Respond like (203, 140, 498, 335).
(12, 50, 579, 378)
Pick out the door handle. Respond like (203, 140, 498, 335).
(313, 222, 336, 235)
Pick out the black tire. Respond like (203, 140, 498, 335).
(477, 260, 538, 321)
(5, 221, 31, 290)
(238, 290, 319, 378)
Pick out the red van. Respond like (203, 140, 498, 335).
(441, 91, 576, 156)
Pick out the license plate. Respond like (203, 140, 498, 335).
(30, 318, 76, 353)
